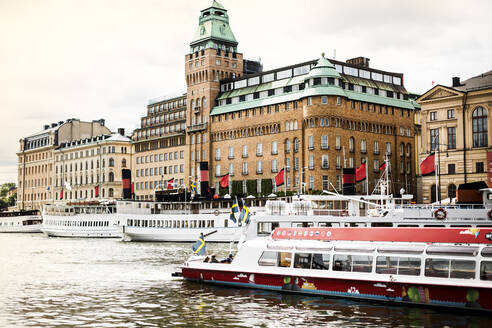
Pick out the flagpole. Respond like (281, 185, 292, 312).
(366, 157, 368, 196)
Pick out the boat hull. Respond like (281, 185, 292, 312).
(120, 226, 242, 242)
(41, 227, 120, 238)
(182, 267, 492, 312)
(0, 223, 43, 233)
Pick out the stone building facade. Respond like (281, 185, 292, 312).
(417, 71, 492, 203)
(131, 94, 187, 200)
(52, 130, 131, 201)
(17, 119, 110, 210)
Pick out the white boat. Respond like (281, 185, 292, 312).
(0, 210, 42, 233)
(117, 187, 492, 243)
(116, 201, 245, 242)
(182, 226, 492, 313)
(41, 202, 120, 238)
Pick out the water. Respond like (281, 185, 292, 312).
(0, 234, 491, 328)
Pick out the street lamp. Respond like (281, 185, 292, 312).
(298, 167, 308, 196)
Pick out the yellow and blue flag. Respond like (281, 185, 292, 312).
(190, 180, 197, 194)
(230, 199, 239, 223)
(192, 233, 206, 256)
(239, 203, 251, 225)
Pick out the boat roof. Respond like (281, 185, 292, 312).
(271, 227, 492, 244)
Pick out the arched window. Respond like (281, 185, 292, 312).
(109, 172, 114, 182)
(122, 159, 127, 168)
(294, 138, 300, 152)
(406, 143, 411, 157)
(472, 107, 488, 147)
(109, 158, 114, 167)
(196, 98, 201, 108)
(400, 143, 404, 156)
(202, 97, 207, 109)
(108, 188, 114, 197)
(285, 140, 291, 153)
(448, 184, 457, 200)
(190, 99, 194, 110)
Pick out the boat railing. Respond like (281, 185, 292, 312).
(399, 204, 485, 210)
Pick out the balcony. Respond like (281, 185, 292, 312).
(193, 106, 201, 114)
(187, 123, 207, 133)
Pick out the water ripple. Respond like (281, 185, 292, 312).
(1, 233, 491, 327)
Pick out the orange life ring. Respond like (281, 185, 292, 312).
(434, 208, 447, 220)
(488, 209, 492, 220)
(214, 210, 219, 216)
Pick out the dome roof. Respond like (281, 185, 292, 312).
(305, 54, 341, 80)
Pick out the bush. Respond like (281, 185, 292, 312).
(261, 179, 273, 196)
(246, 180, 257, 196)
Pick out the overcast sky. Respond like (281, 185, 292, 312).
(0, 0, 490, 184)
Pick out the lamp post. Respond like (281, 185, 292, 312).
(298, 167, 308, 196)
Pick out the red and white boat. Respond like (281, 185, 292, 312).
(182, 227, 492, 312)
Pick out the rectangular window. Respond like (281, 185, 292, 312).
(242, 145, 248, 158)
(448, 163, 455, 174)
(307, 97, 312, 106)
(336, 136, 341, 150)
(215, 148, 221, 161)
(321, 135, 329, 149)
(322, 175, 329, 191)
(321, 155, 329, 168)
(321, 96, 328, 104)
(309, 155, 314, 169)
(476, 162, 484, 173)
(228, 146, 234, 159)
(272, 159, 278, 172)
(215, 165, 221, 177)
(448, 127, 456, 149)
(229, 163, 234, 176)
(242, 162, 248, 175)
(447, 109, 455, 119)
(308, 136, 314, 149)
(257, 143, 263, 156)
(430, 128, 439, 151)
(257, 160, 263, 174)
(430, 111, 437, 121)
(271, 141, 278, 155)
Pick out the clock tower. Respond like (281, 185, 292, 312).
(185, 1, 243, 194)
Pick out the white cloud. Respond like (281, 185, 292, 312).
(0, 0, 490, 183)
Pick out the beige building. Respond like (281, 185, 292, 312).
(17, 119, 110, 210)
(132, 94, 187, 200)
(53, 130, 131, 201)
(417, 71, 492, 203)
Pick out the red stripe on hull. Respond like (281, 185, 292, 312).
(182, 267, 492, 312)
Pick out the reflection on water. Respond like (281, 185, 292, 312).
(0, 233, 490, 327)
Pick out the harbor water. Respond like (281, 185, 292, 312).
(1, 233, 491, 328)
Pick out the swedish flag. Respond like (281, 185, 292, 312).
(192, 233, 206, 256)
(190, 180, 197, 194)
(239, 204, 251, 225)
(230, 201, 239, 223)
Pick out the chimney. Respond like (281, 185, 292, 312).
(43, 124, 50, 130)
(118, 128, 125, 136)
(58, 121, 64, 126)
(346, 57, 370, 68)
(452, 77, 461, 87)
(99, 119, 105, 126)
(51, 123, 57, 128)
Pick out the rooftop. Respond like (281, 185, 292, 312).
(456, 70, 492, 92)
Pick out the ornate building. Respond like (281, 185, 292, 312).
(17, 119, 110, 210)
(52, 130, 131, 201)
(417, 71, 492, 203)
(132, 1, 419, 199)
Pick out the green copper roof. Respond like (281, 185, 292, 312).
(190, 1, 237, 50)
(305, 54, 341, 80)
(344, 90, 417, 110)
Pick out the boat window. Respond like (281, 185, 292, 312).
(334, 245, 375, 253)
(294, 253, 312, 269)
(376, 256, 421, 276)
(210, 220, 214, 228)
(371, 222, 393, 227)
(318, 222, 335, 227)
(333, 254, 372, 273)
(425, 258, 449, 278)
(480, 261, 492, 280)
(397, 224, 418, 227)
(258, 251, 292, 267)
(278, 252, 292, 267)
(481, 247, 492, 257)
(257, 222, 279, 236)
(426, 246, 479, 256)
(378, 245, 425, 254)
(258, 251, 277, 266)
(224, 220, 228, 228)
(292, 222, 314, 228)
(450, 260, 475, 279)
(424, 225, 445, 227)
(312, 253, 330, 270)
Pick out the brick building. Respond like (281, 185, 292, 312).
(131, 0, 419, 199)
